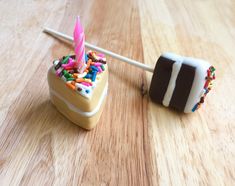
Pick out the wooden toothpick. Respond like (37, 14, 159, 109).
(43, 27, 154, 73)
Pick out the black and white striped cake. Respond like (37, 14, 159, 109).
(149, 53, 214, 113)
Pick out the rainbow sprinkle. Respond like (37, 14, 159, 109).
(192, 66, 216, 112)
(52, 50, 106, 99)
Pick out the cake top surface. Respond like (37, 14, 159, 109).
(52, 50, 107, 99)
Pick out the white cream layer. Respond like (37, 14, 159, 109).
(182, 57, 210, 113)
(162, 53, 183, 107)
(50, 82, 108, 117)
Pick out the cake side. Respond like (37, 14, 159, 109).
(50, 86, 107, 130)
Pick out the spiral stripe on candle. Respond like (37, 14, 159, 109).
(75, 34, 85, 62)
(73, 16, 86, 72)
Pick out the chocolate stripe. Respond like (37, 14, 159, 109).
(169, 64, 195, 111)
(149, 56, 175, 104)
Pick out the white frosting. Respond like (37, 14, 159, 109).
(75, 82, 94, 99)
(50, 65, 107, 99)
(49, 82, 108, 117)
(53, 60, 60, 67)
(162, 52, 183, 61)
(183, 57, 210, 113)
(77, 72, 87, 78)
(162, 54, 183, 107)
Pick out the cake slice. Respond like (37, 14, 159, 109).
(47, 51, 108, 129)
(149, 53, 215, 113)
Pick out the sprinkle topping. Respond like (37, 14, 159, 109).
(52, 51, 106, 99)
(192, 66, 215, 112)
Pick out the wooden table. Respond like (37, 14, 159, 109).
(0, 0, 234, 185)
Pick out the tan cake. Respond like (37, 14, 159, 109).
(47, 51, 108, 130)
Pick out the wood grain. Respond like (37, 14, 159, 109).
(0, 0, 234, 185)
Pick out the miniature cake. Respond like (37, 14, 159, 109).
(48, 51, 108, 129)
(149, 52, 215, 113)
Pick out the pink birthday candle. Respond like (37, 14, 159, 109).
(74, 16, 86, 73)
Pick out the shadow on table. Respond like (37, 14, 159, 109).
(10, 94, 88, 139)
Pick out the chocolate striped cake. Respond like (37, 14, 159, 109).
(149, 53, 215, 113)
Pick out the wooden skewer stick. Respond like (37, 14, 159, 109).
(43, 27, 154, 73)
